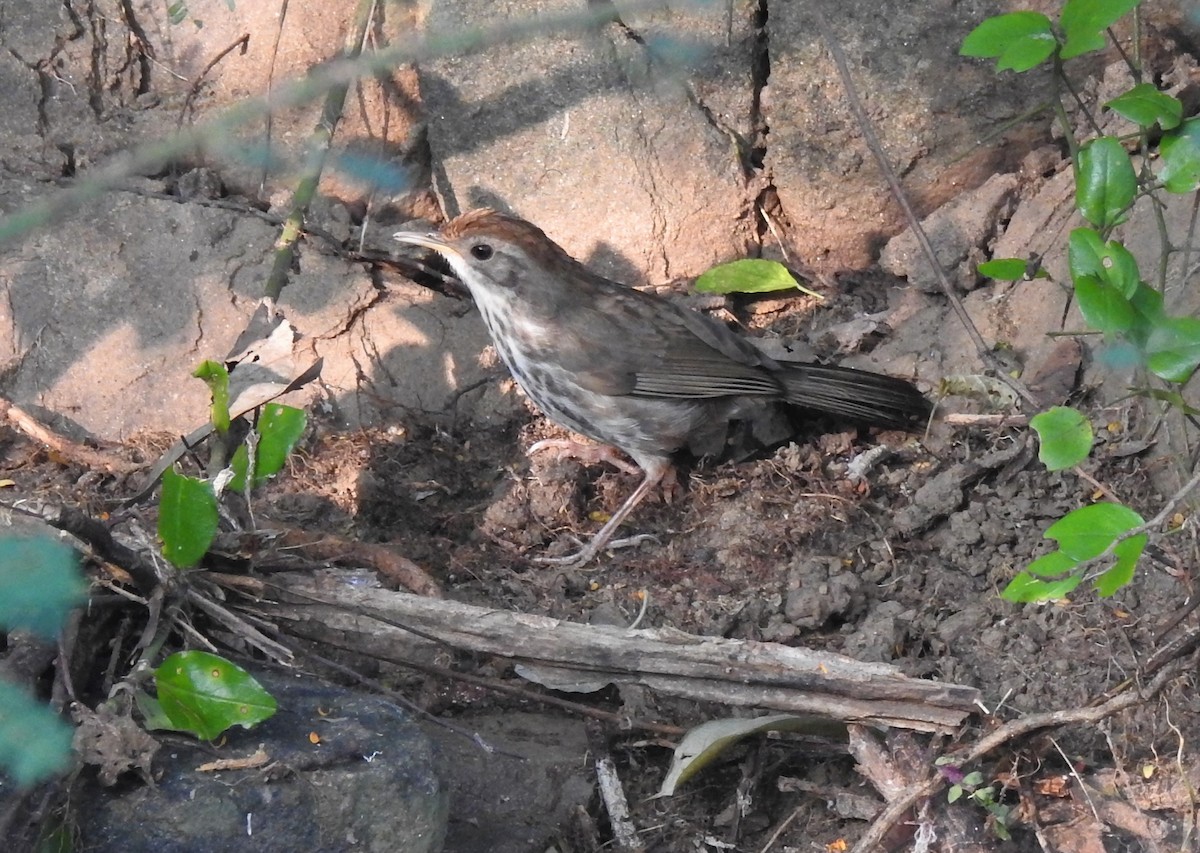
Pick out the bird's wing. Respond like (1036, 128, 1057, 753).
(554, 282, 784, 400)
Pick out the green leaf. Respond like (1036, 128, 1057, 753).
(1006, 502, 1146, 602)
(1128, 280, 1165, 324)
(1105, 83, 1182, 130)
(0, 538, 86, 638)
(158, 468, 219, 568)
(1095, 533, 1146, 595)
(1001, 571, 1082, 603)
(251, 404, 306, 481)
(1159, 118, 1200, 194)
(1060, 0, 1141, 60)
(978, 258, 1042, 280)
(1030, 407, 1093, 470)
(1076, 137, 1136, 229)
(694, 259, 817, 298)
(0, 682, 74, 786)
(1074, 275, 1136, 335)
(193, 360, 231, 435)
(228, 404, 307, 491)
(1146, 316, 1200, 382)
(1066, 228, 1140, 298)
(960, 12, 1058, 72)
(1045, 502, 1144, 561)
(153, 651, 277, 740)
(133, 691, 187, 733)
(1025, 550, 1078, 578)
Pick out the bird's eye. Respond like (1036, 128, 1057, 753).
(470, 243, 494, 261)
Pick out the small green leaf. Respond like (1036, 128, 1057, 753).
(978, 258, 1040, 280)
(134, 691, 186, 733)
(948, 785, 964, 803)
(1095, 533, 1146, 596)
(158, 468, 219, 568)
(228, 404, 307, 491)
(1105, 83, 1182, 130)
(694, 259, 817, 298)
(0, 682, 74, 786)
(1045, 502, 1144, 562)
(1146, 316, 1200, 382)
(1076, 137, 1136, 229)
(153, 651, 277, 740)
(166, 0, 188, 25)
(252, 404, 306, 480)
(193, 360, 231, 435)
(960, 12, 1057, 72)
(1030, 407, 1093, 470)
(1025, 550, 1078, 579)
(1060, 0, 1141, 60)
(1074, 275, 1136, 335)
(1006, 501, 1146, 602)
(1001, 571, 1082, 603)
(1066, 228, 1140, 298)
(1128, 281, 1165, 325)
(0, 538, 86, 638)
(1159, 118, 1200, 194)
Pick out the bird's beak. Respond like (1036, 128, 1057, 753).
(393, 229, 458, 261)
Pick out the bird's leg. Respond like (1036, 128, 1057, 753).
(527, 438, 640, 476)
(533, 457, 672, 567)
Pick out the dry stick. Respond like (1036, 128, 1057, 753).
(263, 0, 377, 302)
(595, 755, 643, 853)
(811, 10, 1040, 410)
(1, 398, 142, 474)
(850, 655, 1193, 853)
(263, 574, 977, 731)
(208, 574, 693, 736)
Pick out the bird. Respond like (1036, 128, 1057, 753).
(394, 209, 930, 566)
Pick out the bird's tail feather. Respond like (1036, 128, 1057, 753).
(778, 363, 930, 429)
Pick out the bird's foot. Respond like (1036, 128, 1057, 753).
(527, 438, 640, 476)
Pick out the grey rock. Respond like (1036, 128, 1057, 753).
(75, 670, 447, 853)
(415, 0, 756, 284)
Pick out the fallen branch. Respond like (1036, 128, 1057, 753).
(260, 570, 980, 733)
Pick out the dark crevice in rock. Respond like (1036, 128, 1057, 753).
(57, 143, 77, 177)
(85, 7, 108, 117)
(750, 0, 777, 248)
(749, 0, 769, 170)
(60, 0, 87, 38)
(117, 0, 152, 95)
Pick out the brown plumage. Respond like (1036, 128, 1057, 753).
(395, 209, 930, 565)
